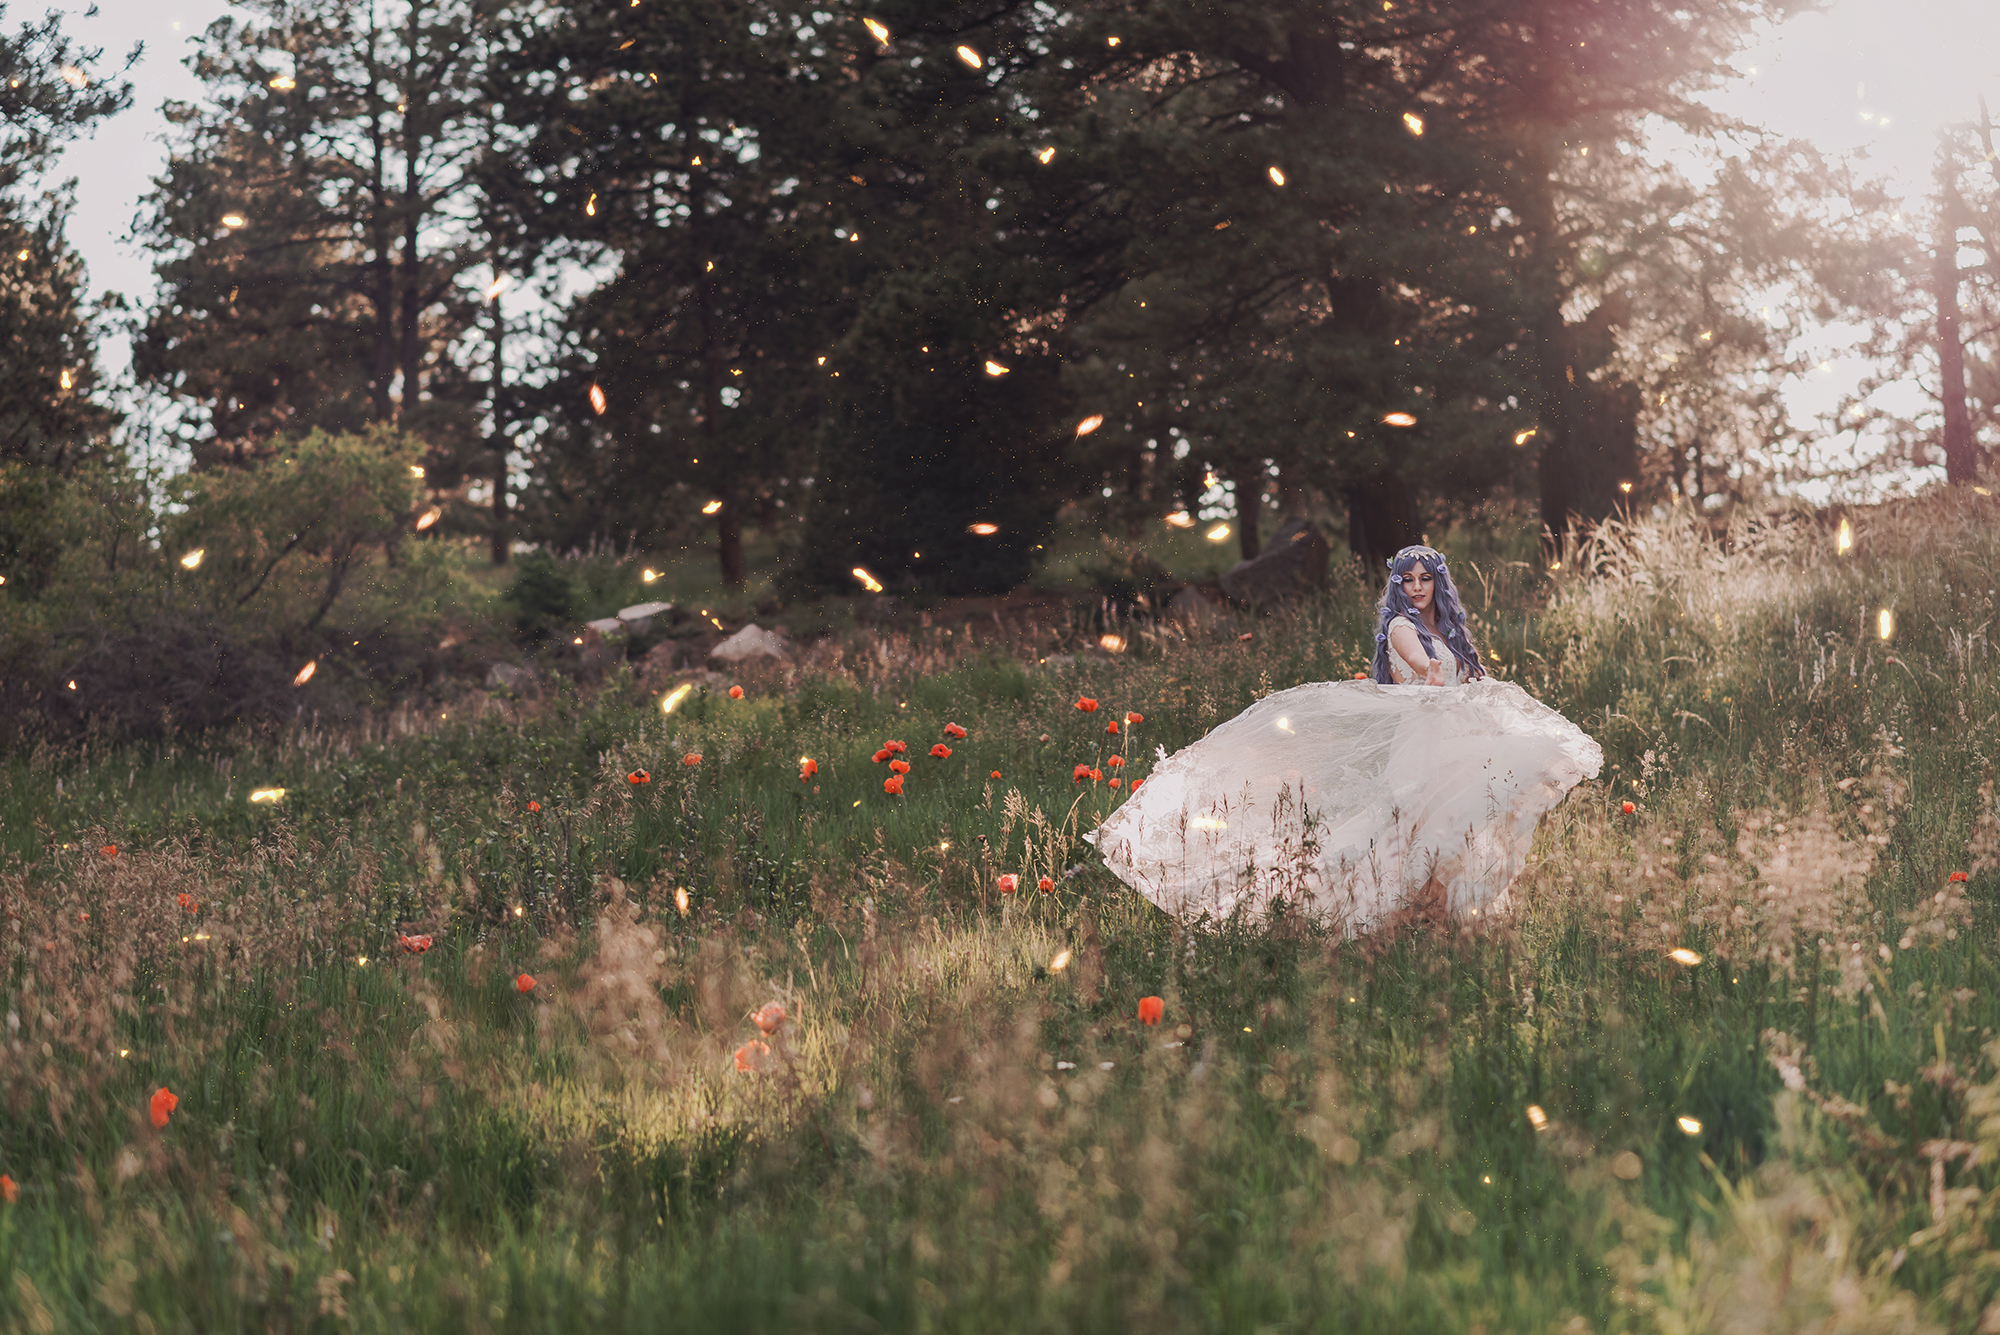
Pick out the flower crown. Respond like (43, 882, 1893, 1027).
(1387, 546, 1446, 585)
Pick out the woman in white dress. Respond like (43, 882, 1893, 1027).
(1087, 545, 1602, 934)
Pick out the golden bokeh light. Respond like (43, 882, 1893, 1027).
(1206, 524, 1231, 543)
(852, 567, 885, 593)
(967, 522, 999, 535)
(956, 44, 983, 68)
(1878, 608, 1894, 640)
(1382, 412, 1418, 427)
(220, 214, 246, 229)
(1165, 511, 1194, 529)
(180, 548, 205, 570)
(589, 383, 607, 415)
(1075, 414, 1104, 435)
(415, 507, 442, 531)
(1403, 112, 1425, 136)
(701, 499, 723, 515)
(661, 683, 695, 715)
(1037, 146, 1056, 164)
(1836, 517, 1853, 555)
(1666, 947, 1702, 967)
(248, 787, 287, 804)
(269, 74, 296, 90)
(292, 661, 317, 687)
(984, 360, 1010, 377)
(1267, 166, 1286, 186)
(862, 17, 889, 44)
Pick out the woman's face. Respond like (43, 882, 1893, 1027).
(1401, 563, 1436, 613)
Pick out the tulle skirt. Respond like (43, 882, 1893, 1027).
(1085, 678, 1603, 932)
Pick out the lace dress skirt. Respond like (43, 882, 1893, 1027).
(1085, 677, 1603, 932)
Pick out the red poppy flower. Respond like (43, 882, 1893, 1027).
(515, 973, 535, 993)
(1106, 756, 1124, 768)
(0, 1174, 14, 1203)
(1131, 780, 1143, 792)
(1621, 801, 1635, 814)
(682, 753, 702, 767)
(944, 722, 968, 739)
(991, 770, 1002, 779)
(1126, 712, 1143, 725)
(399, 934, 432, 954)
(1109, 777, 1122, 789)
(150, 1086, 179, 1129)
(872, 749, 892, 763)
(728, 685, 744, 699)
(889, 758, 911, 774)
(998, 874, 1019, 894)
(883, 740, 907, 755)
(754, 1001, 787, 1035)
(1038, 876, 1054, 893)
(627, 770, 651, 785)
(1075, 697, 1099, 712)
(884, 775, 904, 795)
(1073, 763, 1092, 783)
(1950, 871, 1970, 883)
(1354, 671, 1368, 679)
(930, 743, 952, 759)
(1238, 632, 1253, 642)
(800, 759, 818, 779)
(1107, 720, 1120, 734)
(1138, 997, 1164, 1026)
(735, 1039, 770, 1072)
(527, 800, 541, 813)
(1088, 768, 1103, 783)
(100, 844, 117, 859)
(177, 893, 198, 913)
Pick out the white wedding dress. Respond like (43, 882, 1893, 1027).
(1086, 616, 1603, 932)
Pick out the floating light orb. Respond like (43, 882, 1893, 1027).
(1206, 524, 1231, 542)
(1382, 411, 1418, 427)
(1403, 112, 1425, 135)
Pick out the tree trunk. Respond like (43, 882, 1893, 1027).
(716, 491, 745, 589)
(1935, 206, 1976, 486)
(1230, 462, 1263, 561)
(489, 292, 508, 565)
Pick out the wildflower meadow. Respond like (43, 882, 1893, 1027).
(7, 491, 2000, 1331)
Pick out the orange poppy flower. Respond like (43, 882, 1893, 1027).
(1038, 876, 1054, 893)
(515, 973, 535, 993)
(991, 770, 1002, 779)
(683, 753, 702, 766)
(883, 740, 907, 755)
(1107, 720, 1119, 734)
(930, 743, 952, 759)
(1353, 671, 1368, 679)
(1088, 768, 1103, 783)
(1073, 763, 1092, 783)
(728, 685, 744, 699)
(1138, 997, 1164, 1026)
(1109, 777, 1122, 789)
(1237, 632, 1253, 642)
(628, 770, 651, 785)
(100, 844, 117, 858)
(889, 759, 911, 774)
(800, 759, 818, 779)
(1125, 712, 1143, 725)
(884, 775, 904, 795)
(1075, 697, 1099, 712)
(1106, 755, 1124, 768)
(944, 722, 968, 739)
(1950, 871, 1970, 882)
(998, 874, 1019, 894)
(1621, 801, 1635, 814)
(0, 1174, 14, 1203)
(150, 1086, 179, 1129)
(735, 1039, 770, 1072)
(399, 934, 432, 954)
(1130, 779, 1143, 792)
(754, 1001, 787, 1035)
(527, 800, 541, 813)
(177, 893, 198, 913)
(872, 748, 892, 763)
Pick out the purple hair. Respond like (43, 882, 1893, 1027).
(1368, 545, 1488, 684)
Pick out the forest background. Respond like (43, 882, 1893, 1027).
(6, 0, 2000, 737)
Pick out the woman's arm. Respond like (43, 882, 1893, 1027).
(1387, 620, 1446, 684)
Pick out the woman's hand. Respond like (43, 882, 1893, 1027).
(1425, 657, 1449, 686)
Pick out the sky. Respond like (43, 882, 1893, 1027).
(35, 0, 2000, 495)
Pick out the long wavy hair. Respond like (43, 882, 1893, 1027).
(1368, 545, 1487, 684)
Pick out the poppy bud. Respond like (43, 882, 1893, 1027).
(1138, 997, 1164, 1026)
(516, 973, 535, 993)
(1107, 720, 1119, 734)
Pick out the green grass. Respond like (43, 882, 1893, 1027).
(4, 490, 1999, 1331)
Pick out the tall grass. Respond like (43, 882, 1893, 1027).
(4, 489, 2000, 1331)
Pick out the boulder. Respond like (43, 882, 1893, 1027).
(584, 617, 625, 636)
(1220, 516, 1331, 608)
(1167, 585, 1226, 628)
(616, 600, 675, 633)
(709, 623, 790, 664)
(485, 662, 536, 692)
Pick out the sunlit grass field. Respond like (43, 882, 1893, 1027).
(6, 490, 2000, 1331)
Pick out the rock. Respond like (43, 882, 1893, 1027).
(617, 600, 675, 631)
(584, 617, 626, 636)
(641, 641, 680, 677)
(1167, 585, 1225, 628)
(485, 662, 535, 692)
(1220, 516, 1331, 608)
(709, 623, 790, 664)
